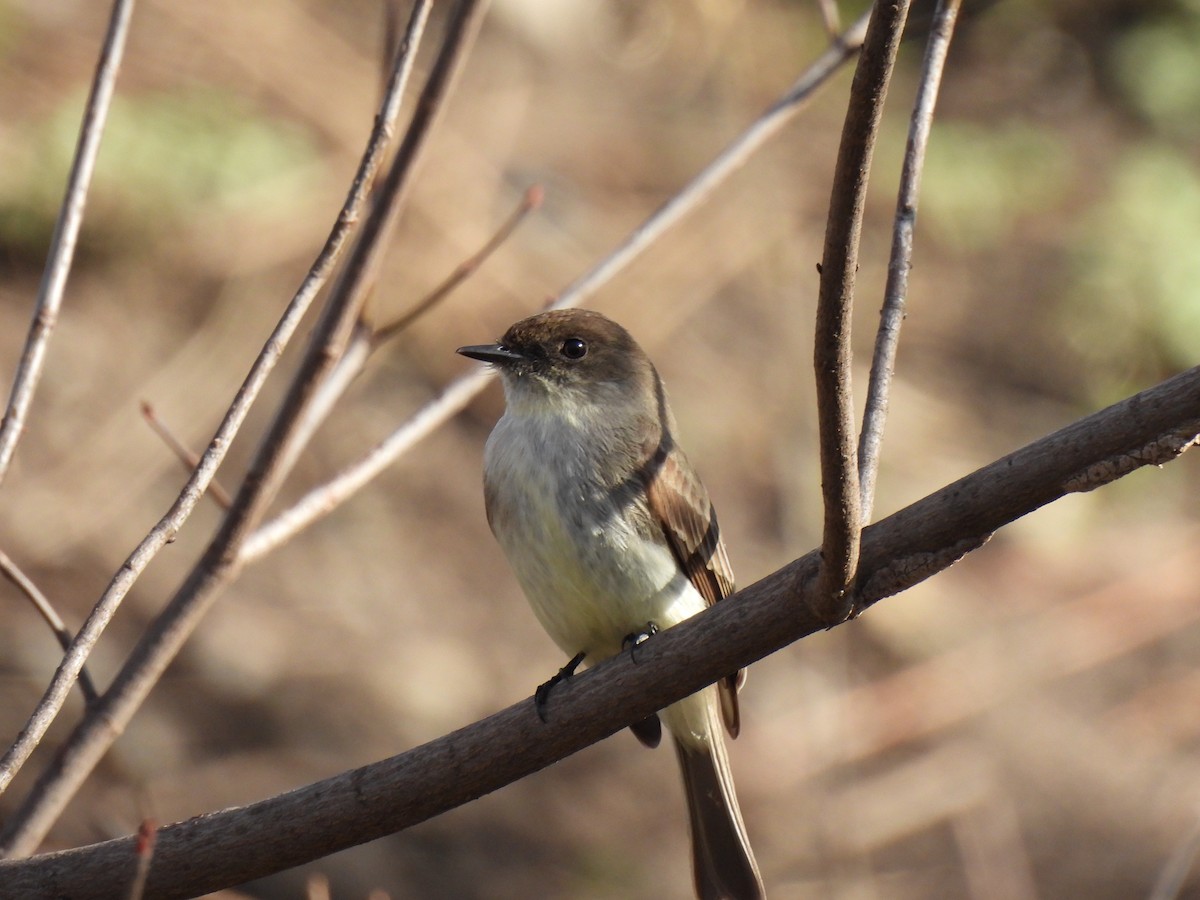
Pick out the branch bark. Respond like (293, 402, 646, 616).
(814, 0, 910, 619)
(2, 365, 1196, 898)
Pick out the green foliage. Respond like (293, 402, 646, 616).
(0, 88, 318, 260)
(1112, 2, 1200, 138)
(1065, 143, 1200, 395)
(918, 121, 1072, 251)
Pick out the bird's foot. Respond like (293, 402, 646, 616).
(621, 622, 659, 664)
(534, 651, 586, 722)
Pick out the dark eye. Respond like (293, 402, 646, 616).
(560, 338, 587, 360)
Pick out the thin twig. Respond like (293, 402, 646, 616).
(0, 0, 136, 490)
(373, 183, 544, 346)
(816, 0, 842, 38)
(241, 13, 874, 564)
(126, 819, 157, 900)
(0, 0, 432, 804)
(3, 365, 1198, 896)
(858, 0, 962, 523)
(140, 402, 232, 509)
(242, 364, 493, 562)
(812, 0, 911, 622)
(0, 0, 479, 858)
(0, 549, 98, 705)
(549, 10, 870, 316)
(1149, 806, 1200, 900)
(280, 184, 542, 490)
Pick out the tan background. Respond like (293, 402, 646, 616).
(1, 0, 1199, 896)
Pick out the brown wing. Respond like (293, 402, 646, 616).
(642, 444, 743, 738)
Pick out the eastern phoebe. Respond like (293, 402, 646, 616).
(458, 309, 763, 900)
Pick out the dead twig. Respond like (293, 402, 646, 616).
(126, 819, 157, 900)
(279, 182, 542, 488)
(373, 183, 544, 346)
(816, 0, 842, 38)
(0, 550, 98, 705)
(140, 402, 232, 509)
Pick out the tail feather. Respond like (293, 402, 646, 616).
(673, 737, 764, 900)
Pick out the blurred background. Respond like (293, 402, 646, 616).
(1, 0, 1199, 896)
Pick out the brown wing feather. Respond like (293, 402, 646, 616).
(643, 445, 743, 738)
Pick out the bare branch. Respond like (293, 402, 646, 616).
(3, 365, 1197, 896)
(859, 0, 963, 523)
(0, 0, 136, 489)
(240, 14, 874, 563)
(140, 402, 232, 509)
(126, 819, 156, 900)
(813, 0, 911, 621)
(0, 0, 432, 806)
(0, 0, 481, 858)
(0, 550, 98, 705)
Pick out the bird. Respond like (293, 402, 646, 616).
(458, 308, 763, 899)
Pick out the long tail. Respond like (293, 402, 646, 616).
(673, 733, 764, 899)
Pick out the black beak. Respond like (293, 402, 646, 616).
(457, 343, 525, 364)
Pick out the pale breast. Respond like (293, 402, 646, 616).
(483, 410, 693, 661)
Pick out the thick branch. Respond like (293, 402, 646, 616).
(3, 366, 1196, 898)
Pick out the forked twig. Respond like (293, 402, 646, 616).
(816, 0, 842, 38)
(0, 550, 98, 705)
(858, 0, 962, 523)
(140, 402, 233, 509)
(0, 0, 433, 807)
(0, 0, 136, 489)
(812, 0, 911, 621)
(242, 11, 874, 564)
(126, 819, 157, 900)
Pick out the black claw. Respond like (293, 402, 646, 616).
(621, 622, 659, 664)
(534, 651, 586, 722)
